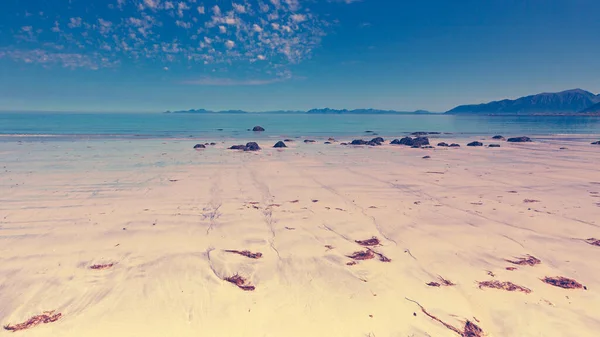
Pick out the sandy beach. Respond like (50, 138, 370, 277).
(1, 136, 599, 337)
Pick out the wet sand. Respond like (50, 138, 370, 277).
(1, 136, 599, 337)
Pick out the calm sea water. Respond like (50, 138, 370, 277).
(1, 112, 599, 140)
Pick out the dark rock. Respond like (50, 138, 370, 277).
(411, 145, 421, 148)
(252, 126, 265, 132)
(467, 141, 483, 147)
(229, 144, 246, 150)
(367, 141, 381, 146)
(492, 135, 505, 140)
(193, 144, 206, 149)
(210, 142, 216, 146)
(449, 143, 461, 147)
(507, 136, 532, 143)
(422, 155, 431, 159)
(217, 128, 224, 131)
(284, 139, 294, 142)
(274, 141, 287, 148)
(390, 139, 401, 145)
(204, 143, 209, 145)
(412, 132, 440, 136)
(412, 137, 430, 147)
(304, 139, 316, 143)
(398, 137, 415, 146)
(244, 142, 261, 151)
(591, 141, 600, 145)
(371, 137, 384, 144)
(560, 147, 568, 150)
(324, 141, 332, 144)
(340, 142, 348, 145)
(365, 130, 374, 133)
(422, 145, 434, 149)
(328, 138, 336, 142)
(488, 144, 501, 148)
(351, 139, 369, 145)
(437, 142, 449, 147)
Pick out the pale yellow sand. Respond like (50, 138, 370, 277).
(1, 137, 599, 337)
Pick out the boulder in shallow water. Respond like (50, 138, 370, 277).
(591, 141, 600, 145)
(449, 143, 461, 147)
(492, 135, 505, 140)
(244, 142, 261, 151)
(229, 144, 246, 150)
(252, 126, 265, 132)
(437, 142, 449, 147)
(193, 144, 206, 149)
(488, 144, 501, 148)
(324, 141, 332, 144)
(507, 136, 532, 143)
(274, 141, 287, 148)
(467, 141, 483, 147)
(284, 139, 294, 142)
(304, 139, 316, 143)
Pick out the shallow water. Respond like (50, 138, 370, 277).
(1, 112, 600, 140)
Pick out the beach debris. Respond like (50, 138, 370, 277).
(478, 280, 531, 293)
(368, 248, 391, 262)
(427, 276, 455, 287)
(252, 126, 265, 132)
(505, 254, 541, 266)
(224, 250, 263, 259)
(506, 267, 518, 271)
(324, 245, 334, 250)
(467, 141, 483, 147)
(312, 199, 319, 203)
(273, 141, 287, 148)
(346, 261, 357, 266)
(224, 274, 256, 291)
(585, 238, 600, 246)
(405, 298, 484, 337)
(355, 237, 380, 247)
(542, 276, 583, 289)
(523, 199, 540, 203)
(486, 270, 496, 277)
(507, 136, 532, 143)
(3, 311, 62, 332)
(289, 200, 299, 203)
(284, 226, 295, 230)
(90, 263, 114, 270)
(348, 249, 375, 260)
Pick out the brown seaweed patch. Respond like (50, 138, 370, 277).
(4, 311, 62, 332)
(348, 250, 375, 260)
(90, 263, 114, 270)
(405, 298, 484, 337)
(542, 276, 583, 289)
(523, 199, 540, 203)
(585, 238, 600, 246)
(346, 261, 357, 266)
(506, 267, 518, 271)
(505, 254, 541, 266)
(224, 250, 263, 259)
(355, 237, 380, 246)
(369, 249, 392, 262)
(427, 276, 455, 287)
(224, 274, 256, 291)
(478, 280, 531, 293)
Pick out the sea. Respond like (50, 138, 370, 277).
(1, 112, 600, 141)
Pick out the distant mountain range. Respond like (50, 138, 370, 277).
(446, 89, 600, 115)
(165, 108, 435, 114)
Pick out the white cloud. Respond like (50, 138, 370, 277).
(225, 40, 235, 49)
(68, 17, 82, 28)
(219, 25, 227, 33)
(290, 14, 306, 22)
(143, 0, 160, 9)
(212, 5, 221, 16)
(252, 24, 263, 32)
(232, 3, 246, 13)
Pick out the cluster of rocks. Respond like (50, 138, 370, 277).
(193, 143, 216, 149)
(507, 136, 532, 143)
(252, 126, 265, 132)
(437, 142, 460, 147)
(229, 142, 261, 151)
(591, 141, 600, 145)
(390, 137, 430, 148)
(348, 137, 385, 146)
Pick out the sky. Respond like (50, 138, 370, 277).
(0, 0, 599, 113)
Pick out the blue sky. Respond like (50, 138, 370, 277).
(1, 0, 599, 112)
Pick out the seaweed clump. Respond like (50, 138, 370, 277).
(4, 311, 62, 332)
(542, 276, 583, 289)
(224, 274, 256, 291)
(505, 255, 541, 266)
(478, 280, 531, 293)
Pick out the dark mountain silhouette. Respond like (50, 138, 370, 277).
(446, 89, 600, 115)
